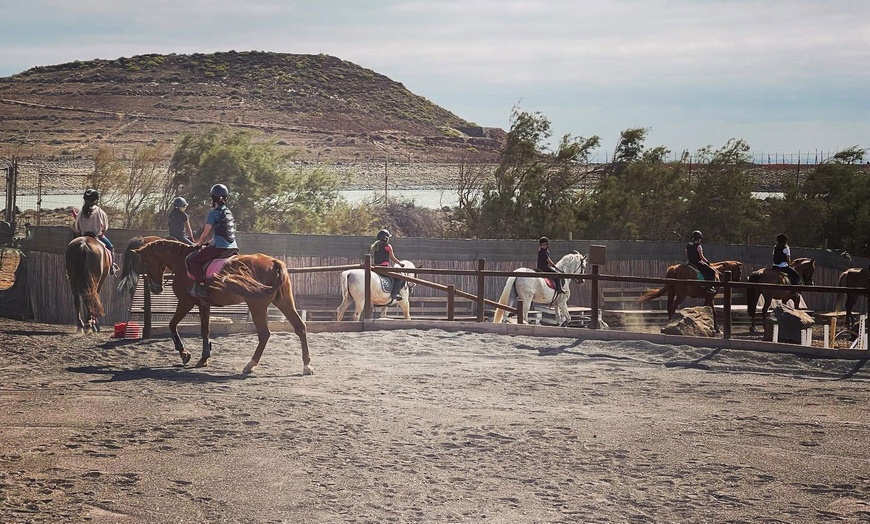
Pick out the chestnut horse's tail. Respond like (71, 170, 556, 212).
(638, 286, 667, 304)
(746, 271, 761, 319)
(212, 258, 287, 299)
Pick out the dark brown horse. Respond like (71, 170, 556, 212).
(132, 239, 312, 375)
(837, 267, 869, 327)
(117, 235, 167, 296)
(638, 260, 744, 331)
(65, 235, 110, 334)
(746, 258, 816, 333)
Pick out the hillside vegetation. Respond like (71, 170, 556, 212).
(0, 51, 504, 162)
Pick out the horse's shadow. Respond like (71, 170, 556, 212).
(66, 364, 248, 384)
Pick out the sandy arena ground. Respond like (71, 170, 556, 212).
(0, 318, 867, 523)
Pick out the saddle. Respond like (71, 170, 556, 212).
(771, 266, 800, 285)
(186, 250, 238, 281)
(685, 263, 717, 282)
(376, 274, 397, 294)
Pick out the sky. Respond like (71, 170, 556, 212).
(1, 0, 868, 163)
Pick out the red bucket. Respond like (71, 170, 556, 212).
(124, 321, 142, 339)
(112, 322, 127, 338)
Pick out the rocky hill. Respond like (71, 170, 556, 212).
(0, 51, 505, 163)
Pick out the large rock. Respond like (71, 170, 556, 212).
(662, 306, 715, 337)
(771, 304, 814, 344)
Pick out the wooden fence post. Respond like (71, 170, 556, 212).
(517, 300, 525, 324)
(591, 265, 600, 330)
(722, 270, 732, 339)
(364, 254, 372, 320)
(447, 285, 455, 321)
(143, 278, 152, 339)
(476, 258, 486, 322)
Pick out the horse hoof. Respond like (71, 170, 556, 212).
(242, 362, 256, 374)
(194, 358, 209, 368)
(303, 366, 314, 376)
(179, 350, 192, 365)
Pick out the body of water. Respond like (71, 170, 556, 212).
(5, 189, 784, 212)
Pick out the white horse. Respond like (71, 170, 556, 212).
(336, 261, 417, 320)
(492, 252, 587, 325)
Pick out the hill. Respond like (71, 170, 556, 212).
(0, 51, 505, 163)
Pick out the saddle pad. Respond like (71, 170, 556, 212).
(543, 277, 556, 290)
(378, 275, 394, 293)
(186, 256, 235, 281)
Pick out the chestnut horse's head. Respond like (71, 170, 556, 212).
(793, 257, 815, 285)
(131, 239, 192, 295)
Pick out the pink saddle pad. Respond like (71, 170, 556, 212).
(186, 257, 233, 281)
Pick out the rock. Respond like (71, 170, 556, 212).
(661, 306, 715, 337)
(772, 304, 814, 344)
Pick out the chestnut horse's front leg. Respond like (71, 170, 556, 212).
(168, 300, 194, 365)
(194, 304, 212, 368)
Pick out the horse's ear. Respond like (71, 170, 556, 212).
(573, 250, 580, 255)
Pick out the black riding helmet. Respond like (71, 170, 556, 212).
(539, 236, 550, 244)
(84, 188, 99, 203)
(691, 230, 703, 241)
(776, 233, 788, 243)
(210, 184, 229, 203)
(377, 229, 391, 242)
(173, 197, 188, 208)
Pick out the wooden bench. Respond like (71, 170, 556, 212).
(128, 275, 251, 325)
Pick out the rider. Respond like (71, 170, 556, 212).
(186, 184, 238, 298)
(537, 236, 564, 294)
(168, 197, 195, 245)
(773, 233, 801, 284)
(73, 188, 119, 276)
(686, 230, 717, 288)
(370, 229, 406, 302)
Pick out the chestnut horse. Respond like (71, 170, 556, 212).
(65, 235, 111, 334)
(117, 235, 166, 297)
(638, 260, 744, 332)
(746, 258, 815, 333)
(837, 267, 869, 327)
(132, 239, 312, 375)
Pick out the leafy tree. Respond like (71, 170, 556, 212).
(169, 129, 297, 232)
(87, 147, 125, 205)
(771, 146, 870, 253)
(684, 139, 761, 244)
(475, 107, 600, 239)
(585, 129, 691, 240)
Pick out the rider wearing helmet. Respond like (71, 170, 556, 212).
(773, 233, 801, 285)
(370, 229, 406, 302)
(73, 189, 119, 276)
(168, 196, 195, 245)
(186, 184, 239, 298)
(686, 230, 717, 284)
(537, 236, 564, 294)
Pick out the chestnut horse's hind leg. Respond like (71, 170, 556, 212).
(273, 292, 313, 376)
(242, 302, 271, 375)
(193, 305, 212, 368)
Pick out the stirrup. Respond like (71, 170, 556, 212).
(110, 263, 120, 277)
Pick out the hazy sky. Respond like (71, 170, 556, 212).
(1, 0, 868, 162)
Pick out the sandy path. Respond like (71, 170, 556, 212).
(0, 318, 867, 523)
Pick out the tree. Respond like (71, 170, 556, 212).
(169, 129, 296, 232)
(87, 147, 125, 205)
(685, 139, 761, 244)
(118, 144, 171, 229)
(474, 107, 600, 239)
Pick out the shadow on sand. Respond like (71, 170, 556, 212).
(66, 364, 249, 384)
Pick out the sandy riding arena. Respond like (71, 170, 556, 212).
(0, 318, 867, 523)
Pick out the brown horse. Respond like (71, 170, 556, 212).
(132, 239, 312, 375)
(638, 260, 744, 331)
(117, 235, 167, 296)
(746, 258, 816, 333)
(65, 235, 111, 334)
(837, 267, 869, 327)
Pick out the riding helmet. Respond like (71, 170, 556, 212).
(776, 233, 788, 243)
(539, 236, 550, 244)
(173, 197, 188, 208)
(377, 229, 391, 242)
(210, 184, 229, 201)
(691, 230, 703, 240)
(83, 188, 99, 203)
